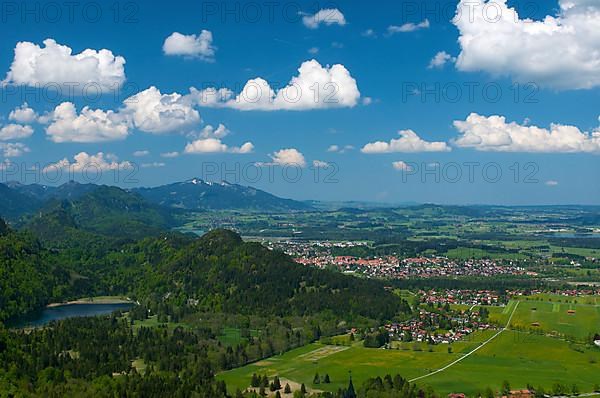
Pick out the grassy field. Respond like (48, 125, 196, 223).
(487, 300, 519, 326)
(520, 294, 600, 305)
(218, 331, 600, 396)
(218, 327, 260, 346)
(218, 298, 600, 396)
(218, 341, 451, 394)
(508, 299, 600, 341)
(420, 330, 600, 394)
(445, 247, 528, 260)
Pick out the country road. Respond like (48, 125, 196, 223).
(409, 301, 520, 383)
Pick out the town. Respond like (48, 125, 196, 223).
(265, 240, 529, 279)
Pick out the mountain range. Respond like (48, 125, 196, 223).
(0, 178, 312, 221)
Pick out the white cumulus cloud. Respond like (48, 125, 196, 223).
(184, 138, 254, 154)
(0, 124, 34, 141)
(0, 142, 30, 157)
(453, 113, 600, 153)
(392, 161, 414, 172)
(387, 19, 430, 34)
(123, 86, 200, 134)
(453, 0, 600, 89)
(327, 144, 354, 153)
(9, 103, 39, 124)
(163, 30, 216, 61)
(191, 59, 360, 111)
(3, 39, 126, 92)
(312, 160, 330, 168)
(428, 51, 456, 69)
(302, 9, 347, 29)
(199, 123, 229, 139)
(44, 152, 132, 172)
(259, 148, 307, 167)
(45, 102, 129, 143)
(362, 130, 451, 153)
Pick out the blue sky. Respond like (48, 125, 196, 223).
(0, 0, 599, 205)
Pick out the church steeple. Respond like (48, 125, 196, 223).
(345, 370, 356, 398)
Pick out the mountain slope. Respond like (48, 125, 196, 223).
(133, 229, 406, 320)
(0, 181, 104, 221)
(7, 180, 98, 202)
(134, 178, 312, 212)
(25, 185, 175, 244)
(0, 183, 43, 220)
(0, 222, 69, 321)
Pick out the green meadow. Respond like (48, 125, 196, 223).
(218, 342, 448, 394)
(218, 327, 261, 346)
(219, 332, 600, 396)
(509, 299, 600, 341)
(218, 298, 600, 396)
(421, 331, 600, 394)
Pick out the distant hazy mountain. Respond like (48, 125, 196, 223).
(0, 181, 103, 221)
(0, 178, 311, 221)
(7, 180, 98, 202)
(133, 178, 312, 212)
(0, 183, 41, 220)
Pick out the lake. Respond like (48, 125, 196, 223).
(9, 303, 134, 328)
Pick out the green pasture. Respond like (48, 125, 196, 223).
(421, 330, 600, 395)
(508, 300, 600, 341)
(521, 294, 600, 305)
(218, 342, 455, 394)
(445, 247, 527, 260)
(219, 330, 600, 396)
(219, 297, 600, 396)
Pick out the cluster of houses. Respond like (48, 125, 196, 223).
(422, 287, 600, 308)
(266, 240, 367, 261)
(293, 251, 526, 280)
(266, 240, 532, 280)
(421, 289, 502, 306)
(401, 257, 526, 278)
(383, 308, 492, 345)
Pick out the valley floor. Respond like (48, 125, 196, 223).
(218, 299, 600, 396)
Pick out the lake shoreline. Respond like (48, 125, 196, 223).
(46, 296, 134, 308)
(9, 301, 136, 330)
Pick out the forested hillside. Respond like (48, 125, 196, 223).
(0, 223, 70, 321)
(123, 229, 406, 321)
(24, 186, 175, 245)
